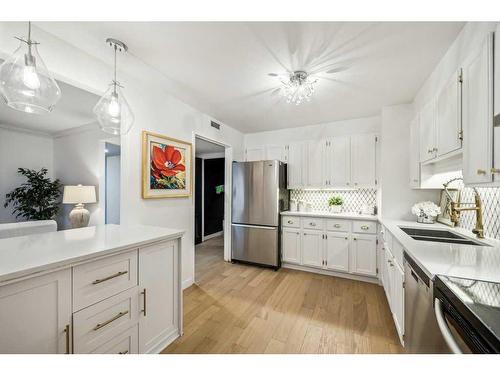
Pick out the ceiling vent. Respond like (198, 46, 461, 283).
(210, 121, 220, 130)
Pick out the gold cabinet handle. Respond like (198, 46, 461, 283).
(119, 350, 129, 354)
(361, 225, 370, 230)
(64, 324, 70, 354)
(92, 270, 128, 285)
(287, 220, 293, 224)
(93, 310, 128, 331)
(491, 168, 500, 174)
(344, 237, 348, 240)
(353, 238, 357, 241)
(477, 169, 487, 175)
(141, 288, 147, 316)
(334, 224, 341, 228)
(309, 222, 316, 226)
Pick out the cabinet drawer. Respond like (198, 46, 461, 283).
(73, 287, 139, 354)
(326, 219, 351, 232)
(302, 217, 324, 230)
(90, 325, 138, 354)
(352, 220, 376, 234)
(282, 216, 300, 228)
(73, 250, 138, 311)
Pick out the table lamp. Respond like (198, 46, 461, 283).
(63, 185, 97, 228)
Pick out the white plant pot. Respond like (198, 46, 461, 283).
(329, 205, 342, 214)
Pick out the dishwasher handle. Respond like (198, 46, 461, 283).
(434, 298, 462, 354)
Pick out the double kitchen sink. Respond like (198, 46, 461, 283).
(399, 227, 490, 247)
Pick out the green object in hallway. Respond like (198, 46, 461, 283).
(215, 185, 224, 194)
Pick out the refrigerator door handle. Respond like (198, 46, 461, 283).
(231, 223, 277, 230)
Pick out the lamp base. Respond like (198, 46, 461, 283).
(69, 203, 90, 228)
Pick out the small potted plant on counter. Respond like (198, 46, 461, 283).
(411, 201, 441, 224)
(328, 195, 343, 213)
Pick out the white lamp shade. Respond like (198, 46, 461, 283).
(63, 185, 96, 204)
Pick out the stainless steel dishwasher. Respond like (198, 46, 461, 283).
(403, 252, 449, 353)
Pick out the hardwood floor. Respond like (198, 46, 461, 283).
(162, 236, 403, 354)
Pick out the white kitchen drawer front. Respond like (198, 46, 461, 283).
(73, 250, 138, 311)
(352, 220, 376, 234)
(90, 325, 139, 354)
(302, 217, 324, 230)
(73, 287, 139, 354)
(282, 216, 300, 228)
(325, 219, 351, 232)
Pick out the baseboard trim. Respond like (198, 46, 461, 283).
(202, 231, 223, 242)
(282, 263, 379, 284)
(147, 329, 181, 354)
(182, 277, 194, 290)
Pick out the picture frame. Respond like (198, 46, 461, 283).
(142, 130, 192, 199)
(436, 188, 460, 227)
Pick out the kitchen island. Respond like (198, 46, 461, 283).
(0, 224, 184, 354)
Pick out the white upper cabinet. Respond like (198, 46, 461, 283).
(419, 100, 437, 162)
(409, 116, 420, 188)
(306, 140, 324, 187)
(437, 69, 462, 157)
(265, 145, 288, 162)
(245, 146, 265, 161)
(351, 134, 377, 187)
(462, 33, 494, 185)
(325, 136, 351, 188)
(287, 142, 305, 188)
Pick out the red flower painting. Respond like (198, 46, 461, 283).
(150, 144, 186, 189)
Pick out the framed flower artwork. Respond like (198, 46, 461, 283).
(142, 131, 192, 198)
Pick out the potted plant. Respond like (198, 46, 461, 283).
(328, 195, 343, 213)
(4, 168, 62, 221)
(411, 201, 441, 224)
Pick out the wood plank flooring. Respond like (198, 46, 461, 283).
(162, 236, 403, 354)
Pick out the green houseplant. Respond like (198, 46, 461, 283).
(328, 195, 343, 213)
(4, 168, 62, 221)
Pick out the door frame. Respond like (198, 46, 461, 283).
(192, 133, 233, 266)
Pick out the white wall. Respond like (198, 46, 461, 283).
(105, 155, 121, 225)
(0, 22, 245, 289)
(244, 116, 380, 147)
(379, 105, 439, 220)
(0, 126, 54, 223)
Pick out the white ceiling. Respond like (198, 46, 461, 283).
(195, 137, 225, 156)
(37, 22, 465, 133)
(0, 78, 99, 134)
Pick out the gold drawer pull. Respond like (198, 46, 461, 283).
(491, 168, 500, 174)
(334, 224, 341, 228)
(119, 350, 129, 354)
(141, 288, 147, 316)
(287, 220, 293, 224)
(64, 324, 70, 354)
(361, 225, 370, 230)
(309, 222, 316, 226)
(477, 169, 487, 175)
(93, 310, 128, 331)
(92, 271, 128, 285)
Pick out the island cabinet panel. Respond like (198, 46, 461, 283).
(138, 240, 180, 354)
(0, 269, 72, 354)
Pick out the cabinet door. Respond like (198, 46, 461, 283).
(325, 232, 349, 272)
(351, 134, 376, 187)
(419, 100, 437, 162)
(350, 234, 377, 277)
(266, 145, 288, 162)
(383, 249, 393, 309)
(282, 228, 301, 264)
(245, 147, 265, 161)
(301, 230, 323, 268)
(0, 269, 72, 354)
(325, 137, 351, 188)
(391, 264, 405, 338)
(409, 116, 420, 188)
(139, 240, 180, 354)
(462, 33, 494, 184)
(306, 140, 324, 188)
(287, 142, 304, 188)
(437, 70, 462, 157)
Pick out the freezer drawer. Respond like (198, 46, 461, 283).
(231, 224, 279, 268)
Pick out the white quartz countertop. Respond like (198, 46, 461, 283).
(0, 224, 184, 284)
(379, 218, 500, 283)
(281, 210, 378, 221)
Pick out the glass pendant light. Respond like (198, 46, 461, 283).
(93, 38, 134, 135)
(0, 22, 61, 114)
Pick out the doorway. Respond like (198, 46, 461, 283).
(194, 136, 228, 282)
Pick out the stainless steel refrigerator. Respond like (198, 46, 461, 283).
(231, 160, 288, 269)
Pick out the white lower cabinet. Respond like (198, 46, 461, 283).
(301, 230, 323, 268)
(350, 234, 377, 277)
(0, 269, 72, 354)
(282, 216, 377, 280)
(391, 263, 405, 338)
(325, 232, 350, 272)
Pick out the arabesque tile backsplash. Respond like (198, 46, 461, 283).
(458, 187, 500, 240)
(290, 189, 377, 214)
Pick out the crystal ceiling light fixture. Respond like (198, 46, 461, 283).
(93, 38, 134, 135)
(281, 71, 317, 105)
(0, 21, 61, 114)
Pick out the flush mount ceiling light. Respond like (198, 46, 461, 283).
(281, 71, 317, 105)
(0, 22, 61, 114)
(93, 38, 134, 135)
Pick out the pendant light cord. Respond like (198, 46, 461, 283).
(113, 43, 117, 94)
